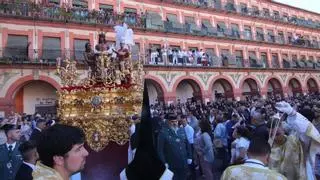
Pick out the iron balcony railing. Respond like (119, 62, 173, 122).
(1, 2, 320, 50)
(162, 0, 320, 30)
(1, 47, 320, 70)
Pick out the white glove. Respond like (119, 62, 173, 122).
(165, 163, 169, 168)
(187, 159, 192, 165)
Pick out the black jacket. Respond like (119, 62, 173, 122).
(15, 163, 33, 180)
(253, 124, 269, 142)
(30, 128, 41, 144)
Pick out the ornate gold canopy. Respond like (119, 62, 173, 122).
(56, 49, 144, 151)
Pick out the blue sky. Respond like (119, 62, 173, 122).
(273, 0, 320, 14)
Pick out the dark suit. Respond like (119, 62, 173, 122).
(253, 123, 269, 142)
(15, 163, 33, 180)
(158, 127, 191, 180)
(0, 143, 23, 180)
(30, 128, 41, 144)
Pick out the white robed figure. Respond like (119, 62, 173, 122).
(114, 23, 135, 51)
(272, 101, 320, 180)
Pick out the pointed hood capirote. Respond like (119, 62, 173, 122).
(124, 81, 166, 180)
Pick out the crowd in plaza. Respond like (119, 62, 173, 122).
(0, 93, 320, 179)
(129, 93, 320, 179)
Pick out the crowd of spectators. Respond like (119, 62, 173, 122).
(145, 93, 320, 179)
(146, 46, 234, 67)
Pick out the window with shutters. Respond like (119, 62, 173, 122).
(217, 22, 226, 32)
(312, 37, 318, 48)
(146, 11, 164, 30)
(235, 50, 243, 67)
(283, 13, 288, 21)
(131, 43, 140, 61)
(231, 24, 240, 38)
(124, 8, 137, 25)
(5, 35, 29, 60)
(272, 53, 279, 68)
(42, 37, 61, 61)
(309, 56, 314, 61)
(267, 30, 275, 42)
(252, 6, 259, 16)
(282, 54, 290, 68)
(292, 55, 298, 61)
(263, 8, 270, 17)
(240, 3, 248, 14)
(273, 11, 280, 19)
(244, 25, 252, 40)
(256, 27, 264, 41)
(249, 51, 258, 67)
(205, 48, 215, 56)
(225, 0, 236, 12)
(99, 4, 113, 13)
(74, 39, 89, 62)
(167, 14, 183, 30)
(287, 32, 293, 43)
(278, 31, 285, 44)
(167, 14, 178, 22)
(73, 0, 88, 8)
(260, 52, 268, 68)
(221, 49, 230, 66)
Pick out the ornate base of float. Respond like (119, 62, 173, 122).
(57, 83, 143, 152)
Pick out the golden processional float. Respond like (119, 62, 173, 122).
(56, 25, 144, 152)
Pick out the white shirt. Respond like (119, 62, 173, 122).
(178, 51, 183, 58)
(6, 142, 17, 151)
(23, 161, 36, 170)
(183, 124, 194, 144)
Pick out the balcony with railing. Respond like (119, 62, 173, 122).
(1, 2, 320, 51)
(161, 0, 320, 31)
(2, 47, 319, 72)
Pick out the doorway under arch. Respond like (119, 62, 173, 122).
(145, 79, 165, 105)
(288, 78, 302, 97)
(176, 79, 202, 103)
(267, 78, 283, 97)
(242, 78, 260, 98)
(14, 80, 57, 115)
(307, 78, 319, 94)
(212, 79, 234, 100)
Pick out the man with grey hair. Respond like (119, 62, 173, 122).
(251, 111, 269, 141)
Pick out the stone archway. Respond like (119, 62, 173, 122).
(267, 78, 283, 97)
(307, 78, 319, 94)
(13, 80, 57, 115)
(145, 79, 165, 105)
(212, 79, 234, 100)
(242, 78, 259, 98)
(176, 79, 202, 103)
(288, 78, 302, 97)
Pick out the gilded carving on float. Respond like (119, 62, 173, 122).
(56, 24, 144, 151)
